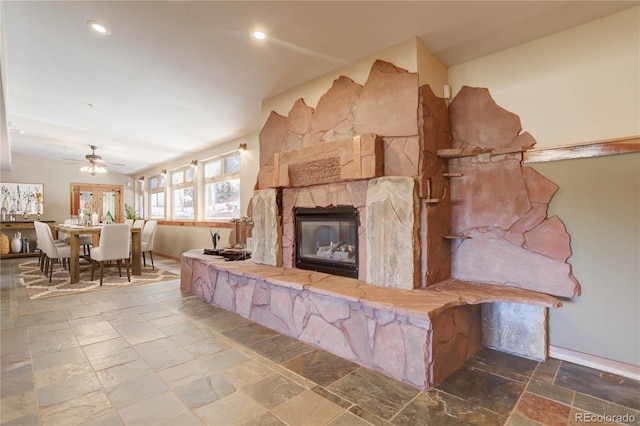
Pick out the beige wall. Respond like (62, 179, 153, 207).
(448, 7, 640, 365)
(416, 38, 448, 97)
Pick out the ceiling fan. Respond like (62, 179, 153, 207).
(63, 145, 125, 175)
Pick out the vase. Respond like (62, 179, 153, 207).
(10, 238, 22, 253)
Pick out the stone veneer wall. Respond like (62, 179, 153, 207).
(447, 87, 580, 298)
(251, 189, 282, 267)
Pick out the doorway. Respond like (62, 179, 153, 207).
(70, 183, 123, 223)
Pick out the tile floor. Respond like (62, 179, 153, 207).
(1, 257, 638, 425)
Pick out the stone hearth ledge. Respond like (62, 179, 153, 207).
(181, 249, 560, 389)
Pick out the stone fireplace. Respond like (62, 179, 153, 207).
(182, 60, 581, 390)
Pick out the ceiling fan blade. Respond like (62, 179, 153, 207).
(106, 161, 126, 166)
(61, 157, 83, 163)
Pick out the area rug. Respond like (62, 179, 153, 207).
(18, 260, 180, 299)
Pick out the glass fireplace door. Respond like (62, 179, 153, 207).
(295, 207, 359, 278)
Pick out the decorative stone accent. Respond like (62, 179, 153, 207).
(420, 85, 453, 286)
(482, 302, 547, 361)
(449, 86, 523, 150)
(382, 136, 420, 177)
(259, 111, 287, 167)
(354, 60, 419, 137)
(251, 189, 282, 267)
(257, 61, 425, 192)
(430, 304, 482, 385)
(447, 86, 580, 298)
(510, 203, 548, 235)
(524, 216, 572, 262)
(450, 155, 531, 232)
(523, 167, 558, 203)
(311, 76, 361, 135)
(451, 229, 580, 298)
(366, 177, 419, 290)
(288, 98, 313, 136)
(257, 134, 383, 190)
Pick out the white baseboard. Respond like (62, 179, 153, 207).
(156, 252, 180, 261)
(549, 345, 640, 381)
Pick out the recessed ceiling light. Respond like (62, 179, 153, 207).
(251, 30, 266, 40)
(87, 20, 111, 35)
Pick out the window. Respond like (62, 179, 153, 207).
(172, 166, 195, 220)
(148, 174, 165, 219)
(203, 153, 240, 220)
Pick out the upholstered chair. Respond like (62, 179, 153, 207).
(140, 220, 158, 270)
(36, 221, 71, 282)
(89, 224, 131, 286)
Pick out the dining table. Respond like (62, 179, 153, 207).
(50, 223, 142, 284)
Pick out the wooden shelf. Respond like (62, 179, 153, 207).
(1, 220, 54, 230)
(443, 235, 471, 240)
(523, 135, 639, 163)
(424, 199, 439, 204)
(442, 173, 464, 177)
(0, 252, 40, 260)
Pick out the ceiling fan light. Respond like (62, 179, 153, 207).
(80, 163, 107, 175)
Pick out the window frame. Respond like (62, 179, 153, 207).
(171, 165, 196, 220)
(147, 173, 166, 220)
(202, 152, 241, 221)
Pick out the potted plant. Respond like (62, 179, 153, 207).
(124, 203, 141, 220)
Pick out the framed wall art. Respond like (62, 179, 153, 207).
(1, 182, 44, 215)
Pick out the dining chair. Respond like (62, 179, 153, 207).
(34, 222, 47, 271)
(36, 221, 71, 282)
(34, 221, 69, 270)
(89, 224, 131, 286)
(34, 221, 66, 273)
(62, 219, 92, 255)
(140, 220, 157, 270)
(34, 221, 47, 271)
(132, 219, 145, 229)
(123, 219, 134, 228)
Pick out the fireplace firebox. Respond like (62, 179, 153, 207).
(295, 206, 359, 278)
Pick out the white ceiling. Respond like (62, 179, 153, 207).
(1, 1, 636, 175)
